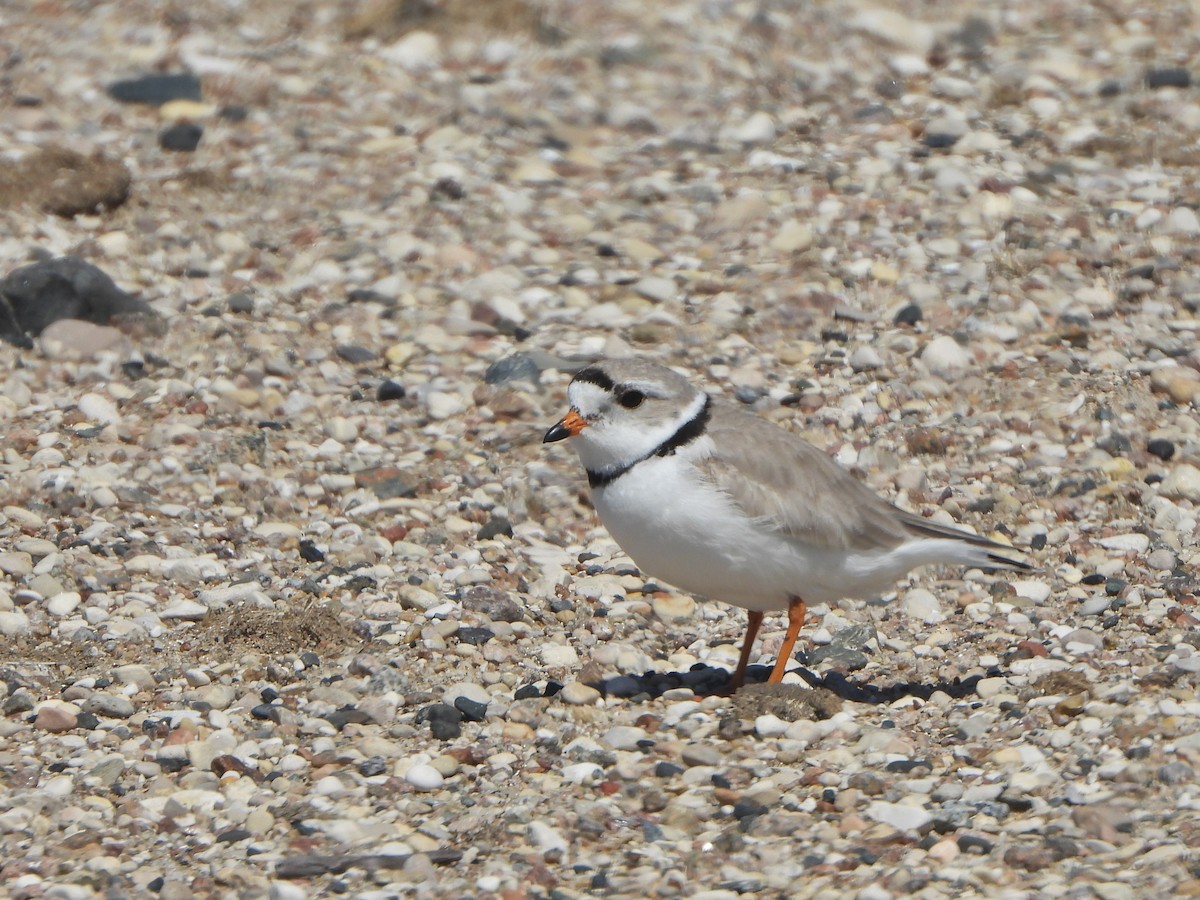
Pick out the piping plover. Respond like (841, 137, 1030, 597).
(544, 357, 1031, 689)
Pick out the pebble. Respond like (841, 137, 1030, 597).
(920, 335, 972, 376)
(652, 594, 696, 623)
(404, 764, 444, 791)
(900, 588, 944, 624)
(559, 682, 601, 706)
(540, 643, 580, 669)
(1160, 464, 1200, 502)
(681, 743, 722, 767)
(601, 725, 648, 750)
(865, 801, 933, 831)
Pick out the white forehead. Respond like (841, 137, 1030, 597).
(567, 380, 610, 414)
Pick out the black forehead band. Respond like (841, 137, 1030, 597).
(572, 366, 615, 392)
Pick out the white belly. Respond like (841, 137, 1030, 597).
(591, 454, 908, 611)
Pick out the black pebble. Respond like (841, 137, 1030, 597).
(108, 72, 202, 105)
(299, 651, 320, 668)
(377, 380, 406, 402)
(228, 292, 254, 313)
(454, 696, 488, 722)
(654, 761, 684, 778)
(732, 798, 769, 819)
(160, 122, 203, 152)
(456, 626, 495, 646)
(885, 758, 932, 774)
(1104, 578, 1127, 596)
(958, 833, 994, 854)
(1146, 67, 1192, 89)
(417, 703, 464, 740)
(251, 704, 281, 723)
(605, 676, 641, 698)
(0, 256, 155, 347)
(358, 756, 388, 776)
(544, 681, 564, 697)
(514, 684, 541, 700)
(216, 828, 251, 844)
(1147, 438, 1175, 461)
(477, 515, 513, 540)
(75, 712, 101, 730)
(923, 131, 961, 149)
(1030, 533, 1047, 551)
(298, 539, 325, 562)
(1080, 573, 1106, 586)
(893, 303, 923, 325)
(335, 344, 375, 363)
(260, 687, 280, 702)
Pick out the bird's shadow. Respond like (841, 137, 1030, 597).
(588, 660, 994, 704)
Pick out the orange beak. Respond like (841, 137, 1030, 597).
(543, 408, 586, 443)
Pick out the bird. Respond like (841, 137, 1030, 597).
(543, 357, 1032, 690)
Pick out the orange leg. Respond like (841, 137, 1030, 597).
(731, 610, 764, 690)
(767, 596, 807, 683)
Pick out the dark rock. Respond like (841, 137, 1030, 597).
(460, 585, 523, 623)
(159, 122, 203, 152)
(1158, 762, 1193, 784)
(416, 703, 463, 740)
(0, 256, 156, 347)
(358, 756, 388, 777)
(957, 833, 994, 853)
(456, 627, 495, 646)
(108, 73, 202, 105)
(251, 704, 282, 723)
(1146, 67, 1191, 89)
(1030, 533, 1047, 551)
(1147, 438, 1175, 461)
(732, 798, 769, 819)
(298, 540, 325, 563)
(215, 828, 251, 844)
(211, 755, 259, 780)
(893, 303, 922, 325)
(654, 761, 684, 778)
(335, 344, 375, 364)
(453, 696, 488, 722)
(477, 515, 513, 540)
(75, 711, 101, 731)
(604, 676, 642, 698)
(377, 380, 406, 402)
(885, 758, 932, 774)
(0, 146, 131, 216)
(228, 292, 255, 313)
(514, 684, 541, 701)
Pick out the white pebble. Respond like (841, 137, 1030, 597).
(865, 800, 932, 831)
(900, 588, 944, 624)
(920, 335, 972, 377)
(78, 392, 121, 424)
(754, 714, 789, 738)
(405, 764, 444, 791)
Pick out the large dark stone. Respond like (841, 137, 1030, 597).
(108, 73, 202, 105)
(0, 257, 157, 348)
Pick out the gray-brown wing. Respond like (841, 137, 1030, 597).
(695, 404, 912, 552)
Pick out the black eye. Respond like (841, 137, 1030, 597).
(617, 389, 646, 409)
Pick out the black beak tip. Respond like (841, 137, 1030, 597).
(543, 422, 570, 443)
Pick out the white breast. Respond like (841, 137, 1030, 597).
(589, 440, 958, 611)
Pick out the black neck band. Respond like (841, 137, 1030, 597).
(587, 395, 712, 489)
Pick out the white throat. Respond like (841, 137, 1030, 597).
(569, 388, 709, 475)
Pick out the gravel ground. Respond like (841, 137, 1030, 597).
(2, 1, 1200, 898)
